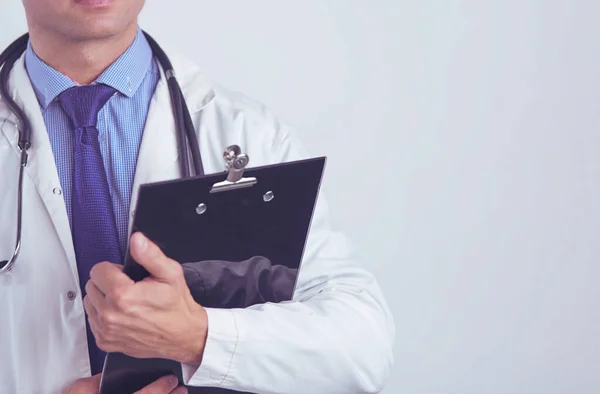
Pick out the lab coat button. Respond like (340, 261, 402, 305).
(66, 291, 76, 301)
(53, 187, 62, 195)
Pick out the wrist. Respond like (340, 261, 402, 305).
(178, 302, 208, 365)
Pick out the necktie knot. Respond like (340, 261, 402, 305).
(58, 84, 117, 129)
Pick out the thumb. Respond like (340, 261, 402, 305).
(130, 232, 182, 283)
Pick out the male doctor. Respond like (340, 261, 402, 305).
(0, 0, 395, 393)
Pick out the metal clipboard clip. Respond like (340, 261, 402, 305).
(210, 145, 258, 193)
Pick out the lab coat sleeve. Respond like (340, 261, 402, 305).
(181, 114, 395, 393)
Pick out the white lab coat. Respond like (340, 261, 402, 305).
(0, 43, 395, 394)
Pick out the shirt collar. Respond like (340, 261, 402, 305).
(25, 28, 154, 109)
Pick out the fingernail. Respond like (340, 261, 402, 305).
(169, 375, 178, 387)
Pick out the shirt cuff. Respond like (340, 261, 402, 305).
(181, 308, 240, 387)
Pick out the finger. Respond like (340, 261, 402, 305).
(90, 261, 134, 296)
(66, 373, 102, 394)
(130, 232, 182, 283)
(170, 386, 188, 394)
(88, 372, 102, 391)
(83, 293, 99, 324)
(85, 280, 108, 311)
(83, 294, 105, 345)
(134, 375, 179, 394)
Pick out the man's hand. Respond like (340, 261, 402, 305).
(83, 232, 208, 365)
(64, 373, 187, 394)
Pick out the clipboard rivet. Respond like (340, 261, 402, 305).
(263, 191, 275, 202)
(196, 203, 207, 215)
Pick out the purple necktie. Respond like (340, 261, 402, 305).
(58, 84, 122, 375)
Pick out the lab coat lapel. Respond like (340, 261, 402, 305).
(128, 50, 216, 238)
(128, 68, 181, 235)
(0, 55, 77, 270)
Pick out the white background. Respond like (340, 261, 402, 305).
(3, 1, 600, 393)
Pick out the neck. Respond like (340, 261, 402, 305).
(27, 24, 139, 85)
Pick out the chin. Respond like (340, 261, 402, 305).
(67, 19, 137, 41)
(61, 3, 141, 41)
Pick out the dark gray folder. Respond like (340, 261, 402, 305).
(99, 150, 326, 394)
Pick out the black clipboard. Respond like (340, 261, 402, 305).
(99, 146, 326, 394)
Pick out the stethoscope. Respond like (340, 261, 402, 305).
(0, 30, 205, 274)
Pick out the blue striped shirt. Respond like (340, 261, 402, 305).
(24, 29, 161, 258)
